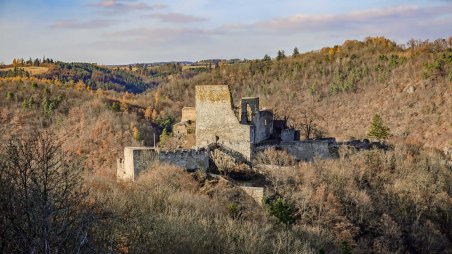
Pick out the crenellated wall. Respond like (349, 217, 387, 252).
(195, 85, 253, 160)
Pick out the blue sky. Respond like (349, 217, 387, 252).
(0, 0, 451, 64)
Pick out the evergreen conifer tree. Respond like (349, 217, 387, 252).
(367, 113, 390, 140)
(292, 47, 300, 57)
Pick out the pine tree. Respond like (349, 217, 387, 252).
(292, 47, 300, 57)
(33, 58, 40, 66)
(367, 113, 390, 140)
(276, 50, 286, 61)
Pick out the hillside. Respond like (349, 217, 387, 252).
(1, 37, 451, 253)
(0, 77, 160, 177)
(153, 37, 452, 151)
(2, 37, 450, 166)
(0, 60, 160, 93)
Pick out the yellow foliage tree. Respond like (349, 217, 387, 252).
(132, 126, 142, 141)
(328, 48, 335, 61)
(75, 80, 86, 91)
(151, 109, 158, 121)
(144, 107, 153, 121)
(154, 90, 161, 107)
(120, 96, 128, 112)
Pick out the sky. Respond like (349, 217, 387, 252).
(0, 0, 451, 64)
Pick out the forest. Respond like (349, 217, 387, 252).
(0, 37, 451, 253)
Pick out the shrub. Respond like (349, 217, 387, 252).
(367, 113, 390, 140)
(156, 115, 175, 132)
(423, 58, 446, 79)
(159, 128, 169, 146)
(264, 196, 298, 225)
(227, 203, 242, 219)
(5, 92, 14, 101)
(111, 101, 120, 111)
(255, 148, 296, 166)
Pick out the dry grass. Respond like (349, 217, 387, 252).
(262, 146, 452, 253)
(86, 145, 452, 253)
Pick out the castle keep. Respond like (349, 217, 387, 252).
(117, 85, 338, 181)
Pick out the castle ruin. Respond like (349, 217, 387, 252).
(117, 85, 339, 181)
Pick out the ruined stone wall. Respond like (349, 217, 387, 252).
(240, 97, 260, 124)
(118, 147, 158, 181)
(282, 141, 333, 161)
(116, 158, 125, 180)
(239, 186, 264, 205)
(173, 122, 195, 137)
(254, 110, 273, 144)
(255, 139, 337, 161)
(181, 107, 196, 122)
(196, 85, 252, 160)
(173, 122, 188, 136)
(117, 146, 209, 181)
(281, 129, 296, 142)
(159, 148, 209, 171)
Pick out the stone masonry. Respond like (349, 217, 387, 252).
(196, 85, 253, 160)
(117, 146, 209, 181)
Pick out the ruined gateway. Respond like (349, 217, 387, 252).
(117, 85, 338, 181)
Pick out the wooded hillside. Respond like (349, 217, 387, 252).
(1, 37, 451, 253)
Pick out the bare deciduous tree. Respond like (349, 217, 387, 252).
(0, 131, 95, 253)
(287, 103, 326, 140)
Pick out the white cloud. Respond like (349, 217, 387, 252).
(144, 13, 207, 23)
(90, 0, 167, 13)
(49, 19, 116, 29)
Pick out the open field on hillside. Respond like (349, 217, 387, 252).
(0, 66, 49, 75)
